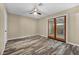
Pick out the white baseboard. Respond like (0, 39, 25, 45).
(67, 41, 79, 47)
(8, 35, 37, 40)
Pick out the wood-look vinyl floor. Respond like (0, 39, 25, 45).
(3, 35, 79, 55)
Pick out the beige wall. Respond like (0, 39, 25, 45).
(0, 4, 7, 54)
(8, 13, 37, 40)
(38, 6, 79, 45)
(37, 18, 48, 37)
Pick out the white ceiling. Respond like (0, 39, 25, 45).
(5, 3, 79, 19)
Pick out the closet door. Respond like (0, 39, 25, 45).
(48, 18, 55, 39)
(56, 16, 66, 42)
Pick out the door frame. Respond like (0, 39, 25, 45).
(48, 15, 66, 42)
(0, 5, 7, 55)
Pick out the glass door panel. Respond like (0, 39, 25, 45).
(48, 18, 54, 38)
(56, 17, 65, 39)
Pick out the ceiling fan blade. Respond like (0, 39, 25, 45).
(36, 7, 47, 15)
(29, 12, 33, 14)
(37, 12, 41, 15)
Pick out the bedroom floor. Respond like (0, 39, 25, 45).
(3, 35, 79, 55)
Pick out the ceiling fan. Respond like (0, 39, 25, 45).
(25, 3, 43, 15)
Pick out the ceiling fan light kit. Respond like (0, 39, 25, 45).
(34, 8, 37, 11)
(33, 12, 37, 15)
